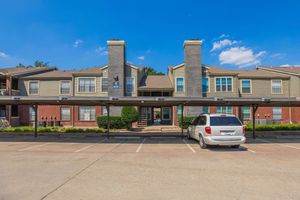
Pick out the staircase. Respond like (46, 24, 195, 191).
(138, 115, 148, 127)
(0, 118, 10, 128)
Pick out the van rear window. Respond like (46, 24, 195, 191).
(210, 117, 242, 126)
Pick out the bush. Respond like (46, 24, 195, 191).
(97, 116, 126, 129)
(246, 124, 300, 131)
(121, 106, 139, 128)
(178, 116, 196, 129)
(0, 126, 105, 133)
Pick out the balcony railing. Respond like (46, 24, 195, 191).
(0, 89, 20, 96)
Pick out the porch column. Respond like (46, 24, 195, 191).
(181, 104, 184, 138)
(252, 105, 258, 139)
(34, 104, 38, 138)
(106, 104, 110, 139)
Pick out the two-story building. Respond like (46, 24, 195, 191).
(1, 39, 300, 127)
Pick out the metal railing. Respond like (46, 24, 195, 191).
(0, 89, 20, 96)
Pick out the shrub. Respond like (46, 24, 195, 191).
(245, 124, 300, 131)
(97, 116, 126, 129)
(178, 116, 196, 129)
(0, 126, 105, 133)
(121, 106, 139, 128)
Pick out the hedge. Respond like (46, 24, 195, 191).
(178, 116, 196, 129)
(96, 116, 127, 129)
(0, 126, 105, 133)
(121, 106, 138, 128)
(245, 124, 300, 131)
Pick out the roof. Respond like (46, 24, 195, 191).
(206, 66, 239, 76)
(236, 69, 290, 78)
(0, 67, 56, 77)
(22, 70, 77, 79)
(257, 66, 300, 76)
(73, 66, 105, 76)
(139, 75, 173, 91)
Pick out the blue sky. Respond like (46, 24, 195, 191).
(0, 0, 300, 73)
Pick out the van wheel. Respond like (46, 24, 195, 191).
(187, 130, 191, 140)
(199, 135, 207, 149)
(231, 145, 240, 149)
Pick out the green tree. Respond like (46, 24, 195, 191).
(144, 67, 165, 75)
(34, 60, 49, 67)
(121, 106, 139, 129)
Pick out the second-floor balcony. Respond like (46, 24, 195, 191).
(0, 89, 20, 96)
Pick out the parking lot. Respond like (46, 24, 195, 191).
(0, 135, 300, 200)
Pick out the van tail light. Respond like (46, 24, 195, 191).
(205, 126, 212, 134)
(243, 127, 246, 136)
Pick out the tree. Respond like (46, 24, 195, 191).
(121, 106, 139, 129)
(144, 67, 165, 75)
(16, 63, 25, 68)
(34, 60, 49, 67)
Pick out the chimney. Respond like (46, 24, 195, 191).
(107, 40, 126, 97)
(184, 39, 203, 116)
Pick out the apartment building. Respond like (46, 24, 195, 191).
(1, 39, 300, 127)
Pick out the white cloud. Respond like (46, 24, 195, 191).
(0, 51, 9, 58)
(137, 56, 145, 60)
(211, 39, 238, 52)
(219, 47, 266, 67)
(280, 64, 300, 67)
(95, 46, 108, 56)
(220, 34, 229, 38)
(73, 39, 83, 48)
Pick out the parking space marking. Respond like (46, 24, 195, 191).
(182, 139, 196, 153)
(18, 143, 51, 152)
(257, 138, 300, 150)
(247, 148, 256, 153)
(136, 138, 146, 153)
(74, 144, 95, 153)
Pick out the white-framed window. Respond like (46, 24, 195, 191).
(29, 81, 39, 95)
(202, 77, 209, 93)
(79, 106, 96, 121)
(216, 106, 233, 114)
(162, 107, 171, 120)
(242, 106, 251, 120)
(177, 104, 182, 115)
(61, 107, 70, 121)
(78, 78, 96, 93)
(60, 80, 70, 94)
(101, 77, 108, 92)
(102, 106, 108, 115)
(202, 106, 209, 114)
(241, 79, 251, 94)
(271, 79, 282, 94)
(29, 106, 36, 121)
(272, 107, 282, 120)
(215, 77, 232, 92)
(126, 77, 134, 93)
(176, 77, 184, 93)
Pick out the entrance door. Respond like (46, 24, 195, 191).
(161, 107, 172, 125)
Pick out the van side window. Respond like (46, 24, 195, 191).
(191, 117, 200, 125)
(198, 116, 206, 125)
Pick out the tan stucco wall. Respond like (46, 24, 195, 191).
(239, 78, 290, 98)
(20, 79, 73, 96)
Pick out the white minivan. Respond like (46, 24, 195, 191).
(187, 114, 246, 149)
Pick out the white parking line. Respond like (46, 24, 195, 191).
(136, 138, 146, 153)
(74, 144, 95, 153)
(247, 148, 256, 153)
(257, 138, 300, 150)
(18, 143, 51, 151)
(182, 139, 196, 153)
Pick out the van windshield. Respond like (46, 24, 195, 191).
(210, 116, 242, 126)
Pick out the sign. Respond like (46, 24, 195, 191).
(113, 82, 119, 89)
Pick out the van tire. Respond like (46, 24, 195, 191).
(231, 145, 240, 148)
(199, 135, 207, 149)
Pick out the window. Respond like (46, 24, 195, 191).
(29, 81, 39, 95)
(126, 77, 134, 93)
(202, 106, 209, 114)
(78, 78, 95, 93)
(242, 106, 251, 120)
(241, 80, 251, 94)
(176, 77, 184, 93)
(102, 106, 108, 115)
(202, 77, 209, 93)
(101, 78, 108, 92)
(216, 106, 233, 114)
(271, 79, 282, 94)
(162, 107, 171, 120)
(215, 77, 232, 92)
(61, 107, 70, 121)
(210, 116, 242, 126)
(29, 106, 36, 121)
(272, 107, 282, 120)
(198, 116, 206, 125)
(60, 81, 70, 94)
(79, 106, 96, 121)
